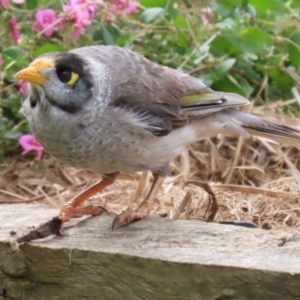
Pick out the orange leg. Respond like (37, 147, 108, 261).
(112, 170, 166, 230)
(59, 173, 118, 223)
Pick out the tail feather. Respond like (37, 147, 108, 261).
(228, 109, 300, 147)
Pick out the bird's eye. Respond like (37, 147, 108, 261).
(57, 69, 79, 86)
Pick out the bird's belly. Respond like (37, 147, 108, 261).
(33, 127, 96, 169)
(28, 110, 195, 175)
(30, 121, 172, 174)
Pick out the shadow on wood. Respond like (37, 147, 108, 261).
(0, 203, 300, 300)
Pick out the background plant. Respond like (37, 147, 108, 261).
(1, 0, 300, 159)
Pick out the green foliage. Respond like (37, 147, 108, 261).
(1, 0, 300, 159)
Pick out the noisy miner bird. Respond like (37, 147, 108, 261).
(15, 45, 300, 230)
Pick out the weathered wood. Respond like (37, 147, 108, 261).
(0, 203, 300, 300)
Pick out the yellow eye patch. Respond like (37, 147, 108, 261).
(66, 72, 79, 86)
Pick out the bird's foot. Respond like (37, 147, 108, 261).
(112, 201, 151, 230)
(56, 205, 107, 235)
(58, 176, 115, 224)
(59, 205, 107, 223)
(16, 205, 107, 243)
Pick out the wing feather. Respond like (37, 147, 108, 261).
(73, 46, 250, 136)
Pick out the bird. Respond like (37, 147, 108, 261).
(14, 45, 300, 230)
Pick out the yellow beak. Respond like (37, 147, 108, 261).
(15, 66, 48, 85)
(14, 57, 54, 85)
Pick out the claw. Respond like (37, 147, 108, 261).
(112, 215, 123, 231)
(112, 207, 149, 231)
(112, 212, 131, 231)
(97, 206, 108, 214)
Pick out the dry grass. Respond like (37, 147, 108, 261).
(1, 100, 300, 232)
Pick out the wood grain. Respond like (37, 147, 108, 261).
(0, 203, 300, 300)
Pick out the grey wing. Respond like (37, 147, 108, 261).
(75, 46, 250, 136)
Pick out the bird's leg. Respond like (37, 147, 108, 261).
(134, 171, 149, 201)
(112, 165, 169, 230)
(16, 172, 119, 242)
(59, 172, 119, 223)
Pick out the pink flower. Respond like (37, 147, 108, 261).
(63, 0, 103, 39)
(32, 9, 59, 37)
(0, 0, 25, 9)
(201, 7, 213, 25)
(0, 59, 3, 68)
(63, 5, 91, 39)
(18, 134, 44, 160)
(10, 17, 20, 44)
(15, 81, 28, 96)
(0, 0, 10, 8)
(68, 0, 102, 16)
(110, 0, 139, 15)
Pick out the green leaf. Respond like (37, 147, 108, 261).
(115, 35, 128, 47)
(25, 0, 38, 10)
(215, 58, 236, 77)
(164, 0, 178, 20)
(101, 25, 115, 45)
(216, 18, 237, 31)
(139, 7, 164, 23)
(268, 70, 293, 92)
(240, 85, 254, 97)
(235, 61, 262, 83)
(216, 0, 242, 10)
(174, 15, 188, 28)
(238, 27, 273, 54)
(288, 32, 300, 68)
(214, 3, 230, 16)
(2, 47, 26, 60)
(1, 46, 29, 80)
(2, 47, 29, 75)
(248, 0, 283, 15)
(234, 4, 257, 18)
(33, 44, 64, 58)
(93, 24, 121, 45)
(93, 25, 120, 45)
(4, 131, 22, 140)
(212, 76, 248, 96)
(210, 36, 242, 56)
(176, 31, 189, 48)
(139, 0, 168, 7)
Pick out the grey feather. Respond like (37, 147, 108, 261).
(17, 45, 300, 176)
(227, 110, 300, 146)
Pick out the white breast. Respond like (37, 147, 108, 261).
(21, 98, 198, 175)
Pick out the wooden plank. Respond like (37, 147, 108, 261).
(0, 203, 300, 300)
